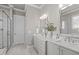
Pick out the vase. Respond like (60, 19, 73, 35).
(47, 31, 53, 38)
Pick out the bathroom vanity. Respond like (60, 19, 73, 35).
(33, 34, 79, 55)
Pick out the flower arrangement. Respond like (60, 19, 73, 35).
(46, 23, 56, 31)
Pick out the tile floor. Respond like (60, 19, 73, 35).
(7, 44, 37, 55)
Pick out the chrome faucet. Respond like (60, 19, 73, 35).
(56, 34, 60, 39)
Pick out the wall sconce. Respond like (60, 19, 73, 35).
(40, 14, 48, 20)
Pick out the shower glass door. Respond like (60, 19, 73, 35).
(3, 11, 8, 49)
(0, 10, 13, 51)
(0, 11, 3, 48)
(0, 20, 3, 48)
(2, 10, 11, 49)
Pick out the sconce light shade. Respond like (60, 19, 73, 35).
(40, 14, 48, 20)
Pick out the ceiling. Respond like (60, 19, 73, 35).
(0, 4, 44, 10)
(12, 4, 25, 10)
(1, 4, 9, 7)
(34, 4, 44, 7)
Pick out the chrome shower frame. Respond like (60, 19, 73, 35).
(0, 9, 13, 53)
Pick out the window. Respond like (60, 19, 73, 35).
(62, 21, 65, 29)
(72, 15, 79, 30)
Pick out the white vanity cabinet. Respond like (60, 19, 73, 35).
(60, 47, 79, 55)
(47, 42, 60, 55)
(33, 34, 79, 55)
(33, 35, 46, 55)
(33, 35, 39, 54)
(47, 41, 79, 55)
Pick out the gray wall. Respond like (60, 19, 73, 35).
(25, 5, 41, 45)
(25, 4, 60, 45)
(41, 4, 60, 34)
(30, 5, 60, 54)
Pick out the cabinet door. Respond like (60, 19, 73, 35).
(33, 36, 39, 53)
(47, 42, 59, 55)
(62, 48, 79, 55)
(38, 39, 45, 55)
(33, 36, 46, 55)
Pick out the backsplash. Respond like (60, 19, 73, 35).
(59, 34, 79, 44)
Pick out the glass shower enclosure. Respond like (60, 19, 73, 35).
(0, 9, 13, 54)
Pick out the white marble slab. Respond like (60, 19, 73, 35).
(34, 34, 79, 53)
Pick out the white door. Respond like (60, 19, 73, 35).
(14, 15, 24, 45)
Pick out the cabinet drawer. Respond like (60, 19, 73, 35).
(33, 36, 46, 55)
(47, 42, 60, 55)
(60, 47, 79, 55)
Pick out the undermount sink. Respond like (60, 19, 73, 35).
(55, 38, 79, 45)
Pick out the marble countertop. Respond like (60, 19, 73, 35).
(33, 34, 79, 53)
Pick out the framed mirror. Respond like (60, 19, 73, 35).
(60, 4, 79, 35)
